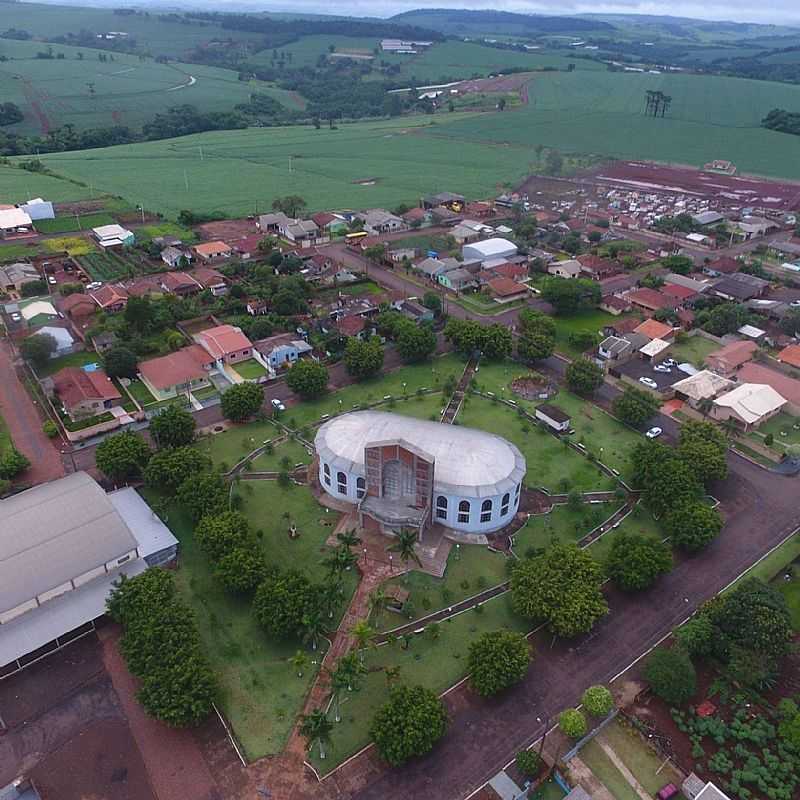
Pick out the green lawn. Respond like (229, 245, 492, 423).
(669, 335, 719, 368)
(196, 420, 281, 469)
(136, 222, 197, 243)
(232, 359, 268, 380)
(309, 592, 530, 774)
(140, 481, 356, 761)
(0, 413, 12, 456)
(552, 310, 630, 358)
(0, 240, 45, 263)
(124, 378, 156, 407)
(748, 412, 800, 455)
(776, 569, 800, 631)
(530, 778, 567, 800)
(578, 738, 640, 800)
(284, 353, 466, 430)
(458, 396, 616, 493)
(33, 213, 116, 235)
(724, 531, 800, 595)
(36, 350, 99, 378)
(251, 439, 312, 472)
(372, 544, 509, 632)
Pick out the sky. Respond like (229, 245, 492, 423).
(158, 0, 800, 26)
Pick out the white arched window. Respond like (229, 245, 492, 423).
(323, 463, 331, 486)
(436, 496, 448, 520)
(480, 499, 493, 523)
(356, 476, 366, 499)
(500, 492, 510, 517)
(458, 500, 470, 524)
(337, 471, 347, 495)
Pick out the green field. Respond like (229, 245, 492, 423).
(34, 212, 116, 234)
(77, 250, 135, 281)
(0, 163, 93, 205)
(26, 114, 538, 217)
(435, 69, 800, 180)
(0, 38, 300, 135)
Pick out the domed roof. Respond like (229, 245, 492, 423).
(314, 410, 526, 497)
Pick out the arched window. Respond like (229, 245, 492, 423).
(480, 499, 493, 523)
(458, 500, 470, 524)
(436, 495, 448, 520)
(356, 476, 366, 499)
(337, 471, 347, 495)
(500, 492, 510, 516)
(323, 463, 331, 486)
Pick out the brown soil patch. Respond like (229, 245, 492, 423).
(510, 375, 557, 401)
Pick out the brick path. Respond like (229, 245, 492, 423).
(0, 339, 64, 485)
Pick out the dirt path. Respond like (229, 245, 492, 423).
(0, 340, 64, 485)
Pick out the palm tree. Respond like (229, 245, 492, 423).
(289, 649, 309, 677)
(389, 529, 422, 580)
(368, 587, 387, 626)
(336, 529, 361, 548)
(301, 608, 325, 651)
(336, 651, 366, 692)
(329, 663, 351, 722)
(299, 709, 333, 760)
(698, 397, 713, 417)
(350, 619, 376, 663)
(318, 578, 342, 620)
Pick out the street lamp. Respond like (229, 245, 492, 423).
(455, 543, 461, 561)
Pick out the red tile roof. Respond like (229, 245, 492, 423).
(402, 207, 426, 222)
(160, 271, 201, 292)
(138, 345, 211, 391)
(193, 240, 231, 258)
(191, 268, 225, 288)
(601, 295, 633, 313)
(706, 340, 757, 373)
(312, 212, 336, 228)
(777, 344, 800, 369)
(336, 315, 366, 337)
(634, 318, 674, 340)
(487, 277, 528, 298)
(490, 262, 528, 281)
(625, 287, 676, 311)
(62, 293, 96, 316)
(195, 324, 252, 359)
(53, 366, 121, 409)
(89, 284, 128, 309)
(737, 362, 800, 406)
(662, 282, 697, 301)
(708, 257, 740, 274)
(231, 234, 263, 254)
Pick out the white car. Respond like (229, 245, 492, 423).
(271, 398, 286, 412)
(653, 364, 671, 374)
(646, 426, 663, 439)
(639, 376, 658, 389)
(47, 276, 57, 285)
(86, 281, 102, 291)
(661, 359, 677, 368)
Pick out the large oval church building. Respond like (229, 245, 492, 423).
(314, 410, 526, 537)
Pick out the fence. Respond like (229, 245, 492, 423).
(561, 709, 619, 763)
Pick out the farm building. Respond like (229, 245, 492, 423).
(0, 472, 177, 678)
(20, 198, 55, 221)
(314, 411, 525, 537)
(0, 208, 33, 238)
(92, 224, 134, 249)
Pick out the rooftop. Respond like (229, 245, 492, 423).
(737, 362, 800, 407)
(138, 344, 211, 390)
(193, 240, 231, 257)
(52, 366, 120, 408)
(487, 276, 527, 297)
(315, 410, 525, 497)
(0, 472, 138, 616)
(672, 370, 735, 401)
(714, 382, 786, 424)
(195, 324, 252, 359)
(777, 344, 800, 368)
(634, 318, 673, 340)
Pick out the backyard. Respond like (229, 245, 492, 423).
(552, 310, 630, 359)
(748, 411, 800, 457)
(232, 359, 268, 381)
(669, 334, 719, 368)
(35, 349, 99, 378)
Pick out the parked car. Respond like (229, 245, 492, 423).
(646, 426, 663, 439)
(661, 359, 677, 368)
(47, 276, 57, 285)
(271, 398, 286, 412)
(653, 364, 671, 373)
(86, 281, 102, 291)
(639, 377, 658, 389)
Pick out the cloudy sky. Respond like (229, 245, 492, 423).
(161, 0, 800, 26)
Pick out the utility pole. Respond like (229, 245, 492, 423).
(199, 145, 204, 160)
(184, 169, 189, 192)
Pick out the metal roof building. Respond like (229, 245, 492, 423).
(0, 473, 177, 676)
(315, 411, 525, 536)
(462, 238, 518, 264)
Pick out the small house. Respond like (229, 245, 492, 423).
(159, 271, 202, 297)
(52, 366, 121, 420)
(255, 333, 313, 371)
(193, 241, 231, 262)
(89, 284, 128, 313)
(138, 345, 214, 401)
(194, 324, 253, 366)
(35, 325, 75, 357)
(547, 260, 582, 279)
(0, 207, 33, 238)
(0, 262, 40, 293)
(92, 224, 134, 249)
(438, 268, 477, 292)
(535, 403, 570, 432)
(161, 245, 189, 269)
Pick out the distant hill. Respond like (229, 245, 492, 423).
(389, 9, 614, 37)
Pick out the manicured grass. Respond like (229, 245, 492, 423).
(196, 420, 281, 469)
(232, 358, 268, 380)
(0, 240, 45, 263)
(458, 396, 615, 493)
(251, 439, 313, 472)
(36, 349, 99, 378)
(284, 353, 466, 430)
(33, 213, 116, 235)
(334, 280, 384, 296)
(0, 413, 12, 456)
(190, 384, 219, 401)
(596, 720, 686, 796)
(140, 481, 355, 761)
(776, 570, 800, 631)
(124, 378, 156, 407)
(724, 531, 800, 594)
(669, 335, 718, 368)
(512, 502, 617, 556)
(587, 504, 664, 565)
(137, 222, 196, 243)
(748, 411, 800, 455)
(372, 544, 509, 632)
(530, 778, 567, 800)
(390, 233, 458, 255)
(309, 592, 530, 773)
(578, 738, 640, 800)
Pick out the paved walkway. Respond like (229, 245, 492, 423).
(0, 339, 64, 485)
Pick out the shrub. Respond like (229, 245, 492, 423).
(559, 708, 587, 738)
(582, 685, 614, 717)
(467, 630, 531, 696)
(515, 749, 542, 778)
(42, 419, 59, 438)
(644, 647, 696, 705)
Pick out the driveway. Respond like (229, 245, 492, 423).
(0, 339, 64, 485)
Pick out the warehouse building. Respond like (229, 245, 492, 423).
(314, 411, 526, 536)
(462, 237, 518, 264)
(0, 472, 178, 678)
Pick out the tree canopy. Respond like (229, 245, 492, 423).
(443, 319, 512, 360)
(103, 345, 138, 379)
(677, 420, 728, 485)
(582, 685, 614, 717)
(643, 647, 696, 705)
(20, 332, 57, 368)
(612, 386, 659, 428)
(565, 358, 604, 396)
(253, 570, 319, 639)
(149, 404, 196, 449)
(287, 359, 329, 399)
(559, 708, 587, 738)
(370, 684, 448, 766)
(175, 472, 228, 521)
(540, 277, 601, 314)
(467, 630, 531, 696)
(343, 336, 384, 380)
(143, 446, 211, 493)
(396, 323, 436, 363)
(605, 533, 672, 591)
(511, 543, 608, 637)
(95, 430, 151, 482)
(664, 502, 723, 553)
(220, 382, 264, 422)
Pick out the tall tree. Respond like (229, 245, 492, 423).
(299, 709, 333, 759)
(389, 529, 422, 575)
(95, 430, 151, 482)
(467, 630, 531, 696)
(343, 336, 384, 380)
(287, 359, 329, 399)
(565, 358, 604, 396)
(149, 404, 196, 449)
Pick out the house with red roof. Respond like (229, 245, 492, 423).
(624, 287, 677, 315)
(159, 271, 202, 297)
(193, 240, 232, 262)
(335, 314, 367, 338)
(89, 283, 128, 313)
(486, 277, 529, 302)
(489, 262, 529, 282)
(661, 282, 698, 302)
(577, 254, 619, 281)
(138, 345, 214, 401)
(599, 295, 633, 316)
(52, 366, 121, 420)
(230, 234, 265, 260)
(191, 267, 227, 297)
(193, 324, 254, 367)
(61, 293, 97, 338)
